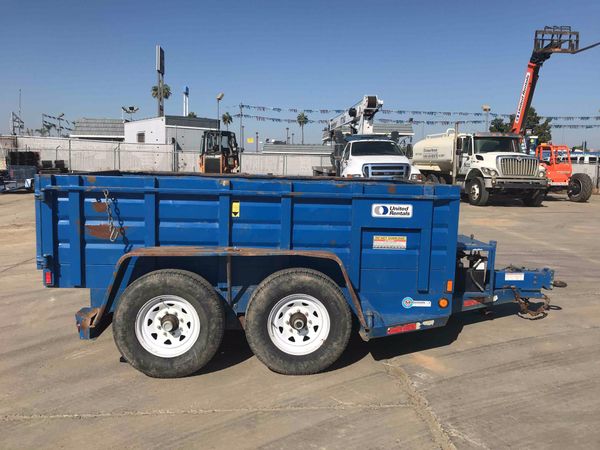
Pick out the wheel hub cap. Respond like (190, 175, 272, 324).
(267, 294, 331, 356)
(135, 295, 200, 358)
(160, 314, 179, 332)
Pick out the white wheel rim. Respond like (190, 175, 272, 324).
(470, 182, 480, 199)
(267, 294, 330, 356)
(135, 295, 200, 358)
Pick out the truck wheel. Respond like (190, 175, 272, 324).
(568, 173, 593, 202)
(245, 268, 352, 375)
(523, 190, 545, 207)
(113, 269, 224, 378)
(467, 177, 489, 206)
(426, 174, 439, 184)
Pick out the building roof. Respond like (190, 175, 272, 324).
(71, 118, 124, 138)
(164, 115, 218, 129)
(262, 144, 331, 155)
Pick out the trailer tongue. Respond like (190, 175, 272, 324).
(35, 172, 559, 377)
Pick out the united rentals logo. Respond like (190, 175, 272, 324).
(371, 204, 413, 218)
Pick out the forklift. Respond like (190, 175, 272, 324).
(535, 143, 593, 202)
(199, 130, 240, 174)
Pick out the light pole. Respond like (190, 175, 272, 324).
(121, 106, 139, 122)
(482, 104, 491, 131)
(255, 132, 259, 152)
(286, 127, 289, 144)
(216, 92, 224, 151)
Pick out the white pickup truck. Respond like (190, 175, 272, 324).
(338, 137, 423, 181)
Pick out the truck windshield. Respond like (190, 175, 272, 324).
(351, 141, 404, 156)
(474, 138, 522, 154)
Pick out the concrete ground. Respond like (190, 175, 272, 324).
(1, 192, 599, 449)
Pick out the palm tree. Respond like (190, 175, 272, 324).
(222, 112, 233, 131)
(151, 84, 172, 100)
(297, 112, 309, 144)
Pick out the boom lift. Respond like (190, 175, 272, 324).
(511, 26, 600, 135)
(316, 96, 418, 179)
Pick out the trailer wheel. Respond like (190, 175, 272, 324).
(467, 177, 489, 206)
(523, 190, 545, 207)
(245, 268, 351, 375)
(113, 269, 224, 378)
(567, 173, 593, 202)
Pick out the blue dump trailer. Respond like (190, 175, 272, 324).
(35, 172, 555, 377)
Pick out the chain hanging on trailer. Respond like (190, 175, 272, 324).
(509, 286, 551, 320)
(103, 189, 120, 242)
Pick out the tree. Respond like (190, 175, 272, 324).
(488, 107, 552, 143)
(222, 112, 233, 131)
(489, 117, 510, 133)
(151, 84, 172, 100)
(297, 112, 309, 144)
(187, 112, 197, 118)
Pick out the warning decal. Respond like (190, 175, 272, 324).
(373, 235, 407, 250)
(504, 272, 525, 281)
(231, 201, 240, 217)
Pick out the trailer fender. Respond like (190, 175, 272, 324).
(79, 246, 368, 339)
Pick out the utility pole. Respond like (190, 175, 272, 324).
(255, 132, 259, 152)
(239, 103, 244, 151)
(286, 127, 289, 144)
(291, 133, 295, 144)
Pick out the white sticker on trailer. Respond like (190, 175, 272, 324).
(372, 204, 413, 218)
(373, 235, 407, 250)
(505, 273, 525, 281)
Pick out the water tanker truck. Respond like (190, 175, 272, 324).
(411, 130, 547, 206)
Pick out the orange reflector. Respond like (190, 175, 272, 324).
(44, 271, 53, 286)
(446, 280, 453, 292)
(387, 323, 418, 335)
(438, 298, 449, 308)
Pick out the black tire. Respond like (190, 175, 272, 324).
(245, 268, 352, 375)
(437, 175, 447, 184)
(568, 173, 593, 203)
(426, 173, 439, 184)
(523, 190, 545, 207)
(113, 269, 225, 378)
(467, 177, 489, 206)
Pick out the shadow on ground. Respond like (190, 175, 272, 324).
(192, 302, 561, 377)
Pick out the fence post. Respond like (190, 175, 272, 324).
(68, 139, 72, 172)
(118, 142, 121, 170)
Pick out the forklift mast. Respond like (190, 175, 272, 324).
(511, 26, 600, 136)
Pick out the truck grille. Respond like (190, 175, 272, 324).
(498, 156, 538, 177)
(363, 163, 410, 179)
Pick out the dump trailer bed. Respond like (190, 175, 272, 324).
(35, 172, 555, 377)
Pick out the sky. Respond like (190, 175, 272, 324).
(1, 0, 599, 148)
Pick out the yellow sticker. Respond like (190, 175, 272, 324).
(232, 201, 240, 218)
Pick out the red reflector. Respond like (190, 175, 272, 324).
(44, 271, 53, 285)
(387, 323, 418, 335)
(463, 299, 480, 307)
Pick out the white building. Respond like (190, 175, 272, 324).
(124, 115, 218, 151)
